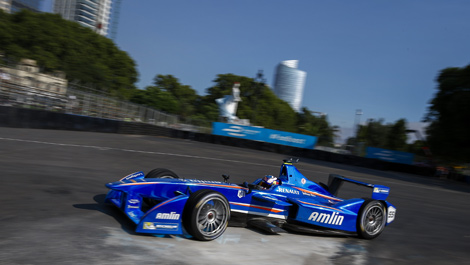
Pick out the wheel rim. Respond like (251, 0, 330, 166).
(196, 197, 228, 237)
(362, 204, 385, 236)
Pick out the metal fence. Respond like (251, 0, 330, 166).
(0, 68, 212, 133)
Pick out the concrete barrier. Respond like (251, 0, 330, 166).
(0, 106, 120, 133)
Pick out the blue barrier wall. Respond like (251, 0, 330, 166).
(212, 122, 317, 149)
(365, 147, 415, 165)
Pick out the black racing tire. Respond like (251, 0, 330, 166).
(356, 199, 387, 239)
(183, 189, 230, 241)
(143, 168, 179, 207)
(146, 168, 179, 179)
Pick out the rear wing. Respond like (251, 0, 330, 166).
(327, 174, 390, 200)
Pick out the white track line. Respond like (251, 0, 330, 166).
(1, 136, 467, 195)
(0, 137, 277, 168)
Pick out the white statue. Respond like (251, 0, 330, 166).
(216, 82, 242, 123)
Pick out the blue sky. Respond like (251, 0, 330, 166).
(42, 1, 470, 142)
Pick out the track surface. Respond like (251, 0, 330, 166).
(0, 128, 469, 265)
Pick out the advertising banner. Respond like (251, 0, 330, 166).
(365, 147, 414, 165)
(212, 122, 317, 149)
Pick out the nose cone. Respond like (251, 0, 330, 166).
(105, 181, 124, 189)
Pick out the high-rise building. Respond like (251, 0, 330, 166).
(54, 0, 113, 36)
(0, 0, 11, 12)
(273, 60, 307, 112)
(0, 0, 42, 13)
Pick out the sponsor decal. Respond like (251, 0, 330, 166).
(301, 178, 306, 185)
(155, 224, 179, 230)
(277, 187, 300, 195)
(183, 179, 224, 184)
(387, 206, 396, 223)
(221, 126, 262, 137)
(121, 172, 144, 181)
(237, 190, 245, 198)
(127, 199, 140, 208)
(143, 222, 179, 231)
(156, 212, 180, 220)
(143, 222, 156, 230)
(308, 211, 344, 226)
(373, 187, 389, 194)
(269, 134, 306, 144)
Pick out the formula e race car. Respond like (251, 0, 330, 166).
(105, 159, 396, 241)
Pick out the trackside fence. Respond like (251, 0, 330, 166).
(0, 68, 211, 133)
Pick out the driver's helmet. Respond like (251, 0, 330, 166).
(260, 175, 279, 189)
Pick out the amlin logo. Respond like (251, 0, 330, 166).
(156, 212, 180, 220)
(308, 211, 344, 226)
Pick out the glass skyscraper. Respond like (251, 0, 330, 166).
(54, 0, 112, 36)
(273, 60, 307, 112)
(0, 0, 42, 13)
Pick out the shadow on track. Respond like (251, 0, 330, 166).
(73, 194, 141, 236)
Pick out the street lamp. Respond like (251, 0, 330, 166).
(352, 109, 363, 155)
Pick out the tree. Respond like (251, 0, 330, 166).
(130, 75, 198, 117)
(0, 10, 138, 95)
(153, 75, 198, 117)
(205, 73, 298, 131)
(357, 119, 388, 148)
(296, 108, 335, 146)
(129, 86, 179, 114)
(133, 72, 339, 142)
(424, 65, 470, 162)
(386, 119, 408, 151)
(355, 118, 409, 151)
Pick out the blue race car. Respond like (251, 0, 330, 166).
(105, 159, 396, 241)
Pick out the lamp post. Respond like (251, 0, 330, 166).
(353, 109, 363, 155)
(250, 70, 265, 123)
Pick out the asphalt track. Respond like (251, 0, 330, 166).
(0, 127, 469, 265)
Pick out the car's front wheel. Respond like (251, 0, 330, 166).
(183, 189, 230, 241)
(357, 199, 386, 239)
(143, 168, 179, 207)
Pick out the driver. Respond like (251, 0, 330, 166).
(259, 175, 279, 189)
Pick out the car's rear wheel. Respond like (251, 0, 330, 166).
(183, 189, 230, 241)
(143, 168, 179, 207)
(357, 199, 386, 239)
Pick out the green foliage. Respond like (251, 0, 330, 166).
(208, 74, 298, 131)
(129, 86, 179, 113)
(297, 107, 337, 146)
(424, 65, 470, 162)
(0, 10, 138, 94)
(207, 74, 336, 142)
(131, 72, 338, 144)
(386, 119, 408, 151)
(0, 10, 341, 144)
(356, 118, 409, 151)
(407, 140, 426, 155)
(130, 75, 198, 117)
